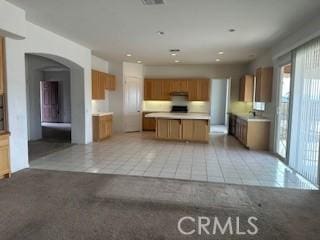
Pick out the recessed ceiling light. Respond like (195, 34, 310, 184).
(174, 60, 180, 63)
(126, 53, 132, 57)
(171, 53, 177, 56)
(228, 29, 236, 32)
(137, 60, 143, 64)
(216, 59, 221, 62)
(218, 51, 224, 55)
(157, 31, 165, 36)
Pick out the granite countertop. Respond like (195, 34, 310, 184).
(229, 112, 271, 122)
(92, 112, 114, 117)
(145, 112, 211, 120)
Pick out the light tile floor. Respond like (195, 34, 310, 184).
(30, 132, 318, 190)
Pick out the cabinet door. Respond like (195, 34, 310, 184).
(239, 77, 245, 101)
(0, 145, 9, 174)
(255, 67, 273, 102)
(92, 70, 101, 99)
(157, 119, 169, 138)
(182, 120, 194, 140)
(182, 120, 193, 140)
(0, 37, 4, 95)
(188, 79, 198, 101)
(109, 75, 116, 90)
(242, 122, 248, 145)
(180, 80, 188, 92)
(144, 79, 153, 100)
(143, 113, 156, 131)
(193, 120, 209, 141)
(255, 68, 262, 101)
(170, 79, 181, 92)
(197, 79, 210, 101)
(169, 120, 181, 139)
(104, 73, 111, 89)
(162, 80, 171, 100)
(151, 79, 163, 100)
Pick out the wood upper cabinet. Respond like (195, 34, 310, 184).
(151, 79, 163, 100)
(255, 67, 273, 102)
(239, 75, 254, 102)
(144, 78, 210, 101)
(144, 79, 153, 100)
(92, 70, 105, 100)
(106, 73, 116, 91)
(197, 79, 210, 101)
(92, 70, 116, 100)
(187, 79, 198, 101)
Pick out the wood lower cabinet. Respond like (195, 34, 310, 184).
(93, 115, 113, 142)
(229, 114, 270, 150)
(169, 119, 181, 139)
(0, 134, 10, 179)
(182, 120, 209, 142)
(143, 112, 156, 131)
(156, 118, 209, 142)
(144, 78, 210, 101)
(156, 119, 169, 139)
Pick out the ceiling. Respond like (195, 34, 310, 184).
(7, 0, 320, 65)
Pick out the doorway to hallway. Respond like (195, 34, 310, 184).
(210, 79, 230, 134)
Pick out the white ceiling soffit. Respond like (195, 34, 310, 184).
(7, 0, 320, 65)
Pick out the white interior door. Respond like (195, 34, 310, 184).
(124, 76, 142, 132)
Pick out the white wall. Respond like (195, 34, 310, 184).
(1, 2, 94, 172)
(211, 80, 228, 125)
(25, 22, 92, 144)
(109, 61, 124, 133)
(5, 38, 29, 172)
(1, 2, 28, 172)
(0, 0, 26, 39)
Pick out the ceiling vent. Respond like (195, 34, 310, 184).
(141, 0, 165, 6)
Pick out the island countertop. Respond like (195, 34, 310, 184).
(145, 112, 211, 120)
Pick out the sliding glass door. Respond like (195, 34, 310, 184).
(289, 38, 320, 185)
(276, 64, 292, 160)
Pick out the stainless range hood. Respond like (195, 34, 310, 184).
(170, 91, 188, 97)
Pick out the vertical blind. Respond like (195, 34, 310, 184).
(289, 38, 320, 185)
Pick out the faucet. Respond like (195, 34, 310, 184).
(249, 110, 256, 117)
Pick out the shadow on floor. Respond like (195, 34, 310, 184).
(28, 123, 72, 161)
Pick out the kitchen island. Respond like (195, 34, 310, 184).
(145, 113, 210, 142)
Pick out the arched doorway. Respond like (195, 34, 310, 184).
(25, 53, 86, 161)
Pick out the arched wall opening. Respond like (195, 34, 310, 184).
(25, 53, 86, 145)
